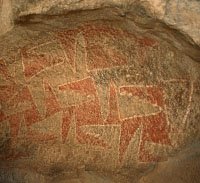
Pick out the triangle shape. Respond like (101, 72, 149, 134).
(28, 77, 46, 118)
(59, 77, 97, 96)
(79, 125, 120, 149)
(30, 111, 63, 140)
(59, 77, 103, 128)
(21, 42, 64, 80)
(119, 86, 163, 119)
(119, 118, 141, 163)
(54, 30, 79, 71)
(7, 86, 41, 126)
(58, 77, 98, 107)
(44, 80, 62, 118)
(119, 95, 161, 119)
(164, 81, 191, 127)
(22, 48, 48, 80)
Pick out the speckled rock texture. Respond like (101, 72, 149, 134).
(0, 1, 200, 183)
(2, 0, 199, 62)
(11, 0, 200, 47)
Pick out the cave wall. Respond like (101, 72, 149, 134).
(0, 0, 200, 183)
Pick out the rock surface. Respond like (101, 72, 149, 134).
(0, 0, 13, 36)
(0, 0, 200, 183)
(0, 0, 200, 60)
(11, 0, 200, 47)
(139, 142, 200, 183)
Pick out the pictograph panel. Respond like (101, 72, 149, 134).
(0, 24, 197, 167)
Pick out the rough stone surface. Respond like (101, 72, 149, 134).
(0, 0, 200, 60)
(11, 0, 200, 46)
(139, 142, 200, 183)
(0, 0, 13, 36)
(0, 1, 200, 183)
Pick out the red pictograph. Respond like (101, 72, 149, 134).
(1, 79, 63, 159)
(21, 43, 64, 80)
(26, 80, 75, 144)
(59, 77, 107, 147)
(120, 86, 164, 108)
(54, 30, 79, 71)
(82, 26, 130, 70)
(54, 25, 158, 72)
(1, 86, 42, 159)
(105, 83, 171, 163)
(7, 87, 41, 127)
(0, 25, 174, 164)
(43, 79, 62, 118)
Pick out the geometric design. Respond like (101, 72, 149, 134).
(25, 130, 57, 144)
(119, 86, 164, 118)
(7, 86, 41, 127)
(43, 79, 62, 118)
(1, 24, 194, 166)
(2, 86, 42, 158)
(118, 91, 161, 119)
(54, 25, 157, 72)
(54, 30, 79, 71)
(105, 83, 171, 163)
(79, 125, 121, 149)
(162, 80, 193, 148)
(29, 111, 63, 141)
(82, 25, 150, 71)
(164, 80, 191, 128)
(82, 26, 132, 71)
(59, 77, 107, 147)
(21, 42, 65, 80)
(84, 39, 130, 71)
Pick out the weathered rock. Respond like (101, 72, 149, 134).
(8, 0, 200, 62)
(0, 0, 199, 60)
(12, 0, 200, 44)
(0, 167, 116, 183)
(0, 10, 200, 182)
(139, 142, 200, 183)
(0, 0, 200, 183)
(0, 0, 13, 36)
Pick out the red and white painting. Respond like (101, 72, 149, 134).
(0, 24, 196, 166)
